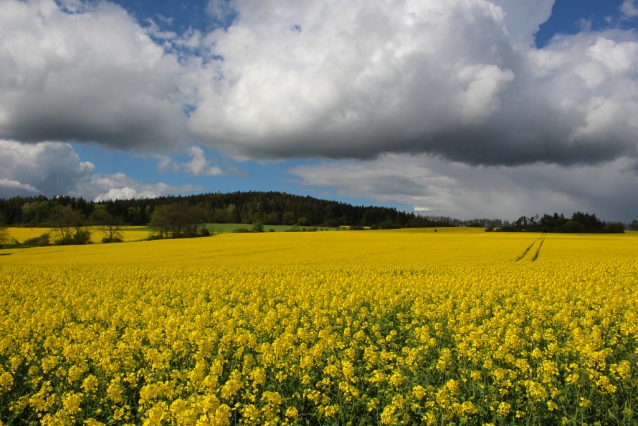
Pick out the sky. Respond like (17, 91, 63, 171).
(1, 0, 638, 221)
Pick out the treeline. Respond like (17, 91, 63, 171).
(1, 193, 634, 238)
(496, 212, 626, 233)
(0, 192, 463, 229)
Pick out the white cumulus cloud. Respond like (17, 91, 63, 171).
(184, 0, 638, 167)
(0, 140, 201, 201)
(182, 146, 223, 176)
(81, 174, 202, 202)
(0, 0, 185, 150)
(155, 146, 223, 176)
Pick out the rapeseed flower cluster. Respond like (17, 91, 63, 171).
(0, 231, 637, 424)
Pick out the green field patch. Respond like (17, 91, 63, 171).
(203, 223, 339, 233)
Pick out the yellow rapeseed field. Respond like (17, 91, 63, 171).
(6, 227, 152, 245)
(1, 230, 637, 425)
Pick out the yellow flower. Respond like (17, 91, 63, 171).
(367, 398, 380, 412)
(412, 385, 426, 401)
(380, 405, 396, 425)
(497, 402, 511, 417)
(323, 404, 339, 417)
(81, 375, 98, 394)
(285, 406, 298, 418)
(62, 391, 83, 415)
(0, 372, 14, 390)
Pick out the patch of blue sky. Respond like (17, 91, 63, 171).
(536, 0, 638, 48)
(108, 0, 233, 34)
(72, 142, 410, 209)
(70, 143, 159, 182)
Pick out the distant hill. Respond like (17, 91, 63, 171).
(0, 191, 455, 228)
(2, 192, 629, 232)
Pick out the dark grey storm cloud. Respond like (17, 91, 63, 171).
(188, 2, 638, 166)
(0, 0, 185, 151)
(289, 154, 638, 222)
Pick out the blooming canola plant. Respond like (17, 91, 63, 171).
(0, 229, 637, 424)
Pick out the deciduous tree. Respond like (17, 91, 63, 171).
(149, 202, 205, 238)
(91, 209, 124, 242)
(0, 213, 10, 245)
(48, 205, 91, 244)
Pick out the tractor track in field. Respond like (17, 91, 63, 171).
(516, 234, 546, 262)
(532, 233, 546, 261)
(517, 239, 539, 261)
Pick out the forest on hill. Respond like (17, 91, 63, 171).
(0, 191, 467, 229)
(496, 212, 627, 233)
